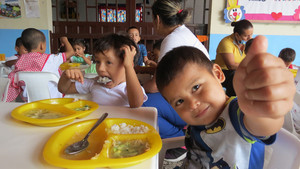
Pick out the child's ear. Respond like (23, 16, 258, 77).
(40, 42, 46, 52)
(212, 63, 225, 83)
(15, 46, 19, 53)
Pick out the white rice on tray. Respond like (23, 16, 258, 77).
(107, 123, 149, 134)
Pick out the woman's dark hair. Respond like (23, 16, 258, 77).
(72, 39, 89, 53)
(21, 28, 46, 52)
(152, 0, 190, 27)
(93, 33, 138, 62)
(156, 46, 213, 92)
(153, 39, 163, 50)
(231, 19, 253, 35)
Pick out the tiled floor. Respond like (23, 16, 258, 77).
(162, 159, 184, 169)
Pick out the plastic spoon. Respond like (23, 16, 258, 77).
(64, 113, 108, 155)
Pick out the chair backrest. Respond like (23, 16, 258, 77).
(266, 128, 300, 169)
(16, 71, 59, 102)
(0, 77, 10, 102)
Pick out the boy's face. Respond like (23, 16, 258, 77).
(94, 49, 125, 89)
(15, 45, 28, 55)
(73, 44, 86, 56)
(152, 48, 160, 61)
(128, 28, 141, 44)
(161, 63, 228, 126)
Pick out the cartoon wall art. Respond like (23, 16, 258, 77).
(228, 0, 300, 23)
(224, 0, 246, 23)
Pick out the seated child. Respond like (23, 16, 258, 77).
(70, 39, 92, 65)
(278, 47, 297, 69)
(127, 26, 148, 66)
(6, 28, 74, 102)
(156, 36, 295, 168)
(58, 33, 148, 108)
(145, 39, 163, 67)
(5, 37, 28, 68)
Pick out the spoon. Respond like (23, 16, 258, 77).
(64, 113, 108, 155)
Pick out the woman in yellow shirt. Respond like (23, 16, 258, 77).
(215, 19, 253, 96)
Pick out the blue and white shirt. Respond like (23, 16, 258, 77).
(182, 98, 276, 169)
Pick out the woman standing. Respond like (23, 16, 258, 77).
(215, 19, 253, 97)
(144, 0, 209, 93)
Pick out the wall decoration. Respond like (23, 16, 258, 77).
(0, 0, 21, 18)
(24, 0, 40, 18)
(224, 0, 246, 23)
(225, 0, 300, 23)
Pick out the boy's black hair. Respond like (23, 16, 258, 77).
(15, 37, 23, 47)
(93, 33, 138, 62)
(278, 48, 296, 62)
(245, 38, 254, 54)
(156, 46, 213, 92)
(153, 39, 163, 50)
(21, 28, 46, 52)
(72, 39, 89, 53)
(127, 26, 140, 33)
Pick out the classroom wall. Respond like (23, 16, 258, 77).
(208, 0, 300, 65)
(0, 0, 52, 59)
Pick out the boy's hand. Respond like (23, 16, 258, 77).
(121, 45, 136, 68)
(233, 35, 295, 119)
(63, 68, 84, 84)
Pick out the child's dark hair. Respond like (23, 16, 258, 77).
(15, 37, 23, 48)
(231, 19, 253, 35)
(93, 33, 138, 61)
(156, 46, 213, 92)
(72, 39, 89, 53)
(245, 38, 254, 54)
(278, 48, 296, 62)
(127, 26, 140, 33)
(153, 39, 163, 50)
(21, 28, 46, 52)
(152, 0, 190, 27)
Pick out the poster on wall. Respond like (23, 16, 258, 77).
(24, 0, 40, 18)
(224, 0, 300, 23)
(0, 0, 21, 18)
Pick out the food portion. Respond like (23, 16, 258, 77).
(107, 123, 149, 134)
(96, 76, 112, 84)
(24, 109, 67, 119)
(73, 105, 91, 111)
(109, 139, 150, 158)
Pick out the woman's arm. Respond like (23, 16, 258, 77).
(220, 53, 240, 70)
(122, 45, 145, 108)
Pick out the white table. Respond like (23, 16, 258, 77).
(0, 102, 159, 169)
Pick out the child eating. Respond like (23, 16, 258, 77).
(156, 36, 295, 168)
(58, 33, 147, 108)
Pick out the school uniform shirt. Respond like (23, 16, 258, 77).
(158, 24, 209, 62)
(75, 79, 148, 107)
(70, 54, 91, 64)
(182, 98, 276, 169)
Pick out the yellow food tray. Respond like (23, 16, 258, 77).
(11, 98, 99, 126)
(60, 62, 81, 71)
(43, 118, 162, 168)
(289, 69, 298, 78)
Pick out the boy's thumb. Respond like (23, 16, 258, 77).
(247, 35, 268, 58)
(240, 35, 268, 67)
